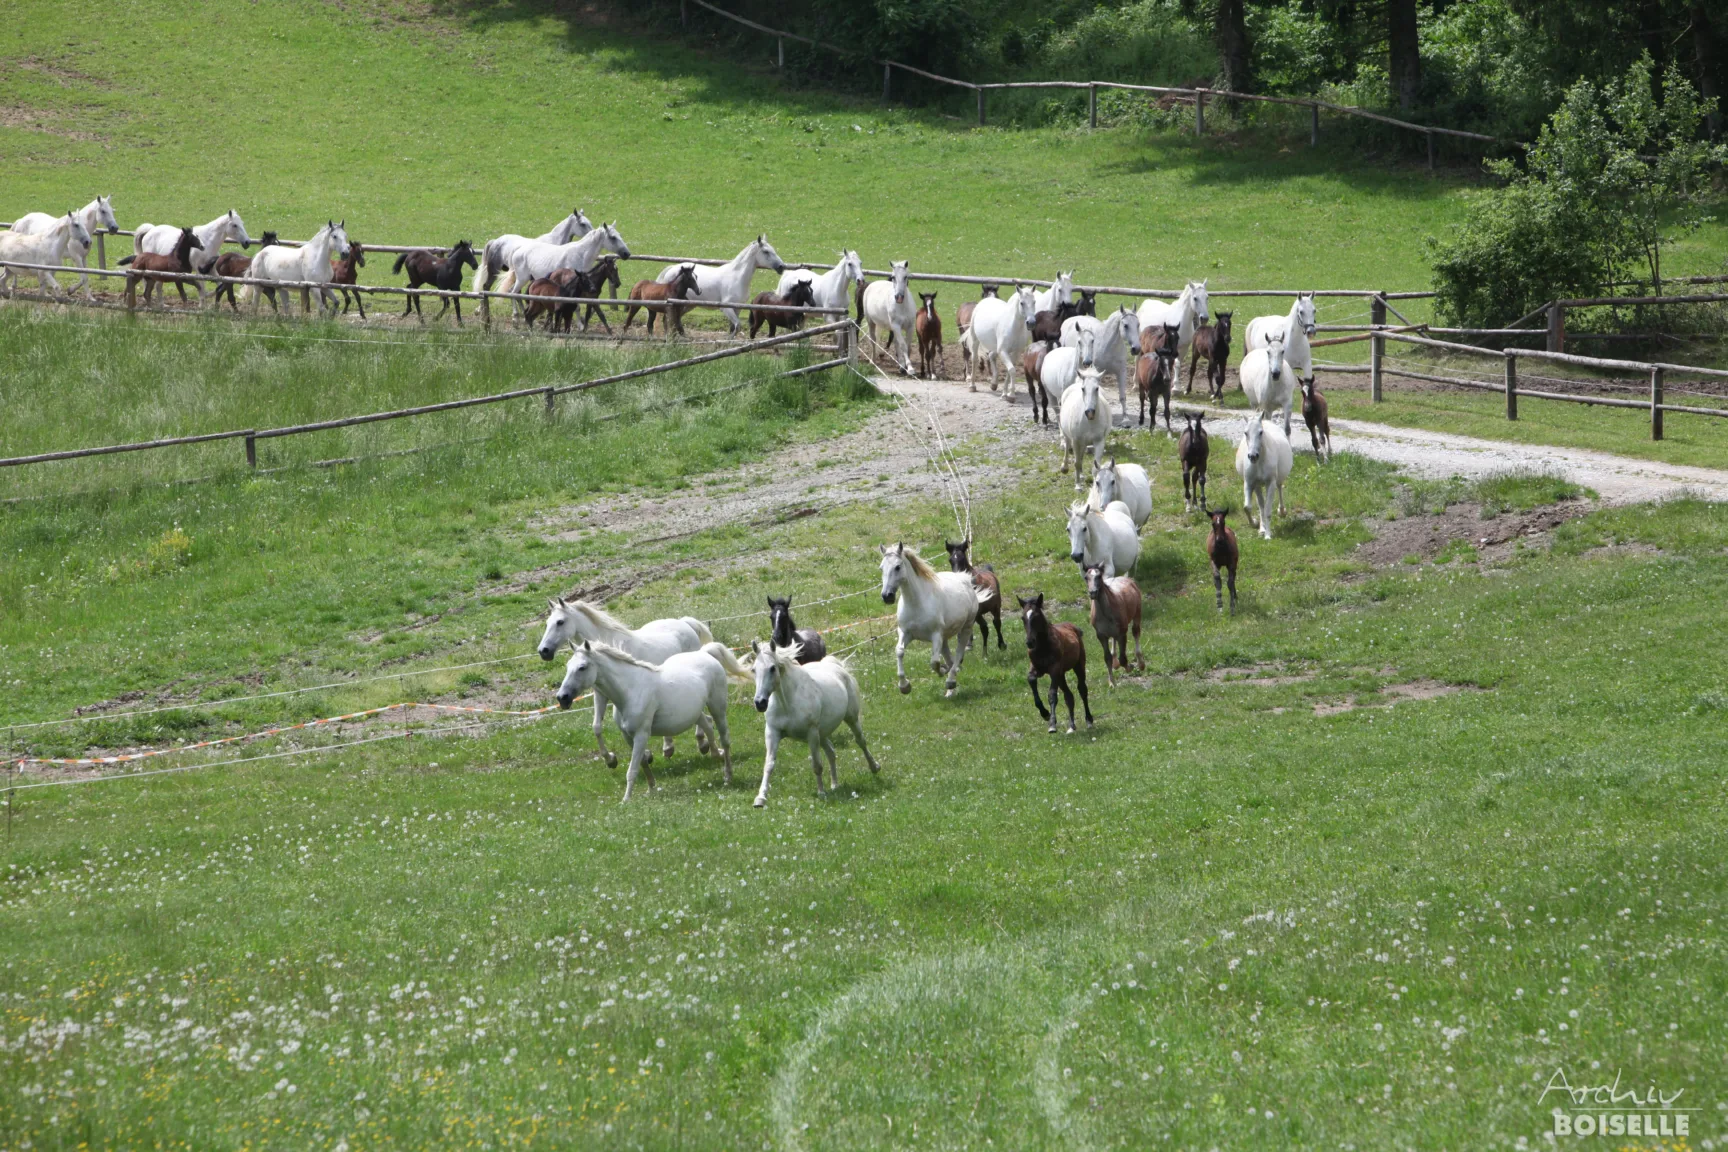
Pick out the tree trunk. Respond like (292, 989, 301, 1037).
(1695, 4, 1722, 139)
(1215, 0, 1252, 100)
(1388, 0, 1421, 112)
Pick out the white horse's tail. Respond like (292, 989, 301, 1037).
(976, 585, 996, 606)
(682, 617, 715, 645)
(701, 642, 752, 684)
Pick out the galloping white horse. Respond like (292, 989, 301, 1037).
(135, 210, 253, 297)
(1089, 457, 1152, 529)
(656, 234, 785, 336)
(1039, 324, 1094, 413)
(1136, 280, 1210, 361)
(508, 223, 632, 309)
(962, 283, 1037, 393)
(481, 208, 592, 295)
(1244, 293, 1317, 377)
(1033, 270, 1075, 314)
(860, 260, 917, 375)
(1239, 331, 1299, 436)
(0, 212, 91, 297)
(11, 196, 118, 300)
(244, 220, 348, 314)
(749, 642, 880, 807)
(879, 543, 982, 698)
(1066, 500, 1139, 577)
(1058, 367, 1112, 488)
(1235, 413, 1293, 540)
(536, 597, 714, 767)
(777, 249, 863, 317)
(556, 640, 748, 802)
(1060, 306, 1142, 408)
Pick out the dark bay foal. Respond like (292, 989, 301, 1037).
(523, 268, 581, 332)
(1301, 376, 1331, 461)
(624, 262, 701, 336)
(331, 241, 366, 317)
(210, 230, 278, 312)
(767, 597, 826, 664)
(748, 278, 815, 339)
(124, 227, 202, 309)
(1186, 310, 1233, 399)
(915, 292, 943, 378)
(956, 283, 998, 379)
(1083, 563, 1144, 685)
(1018, 593, 1093, 734)
(1135, 322, 1180, 431)
(1030, 298, 1079, 346)
(1178, 411, 1210, 511)
(1206, 508, 1239, 613)
(944, 539, 1004, 653)
(393, 240, 478, 324)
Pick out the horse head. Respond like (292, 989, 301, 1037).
(452, 240, 478, 270)
(1076, 289, 1097, 316)
(889, 260, 910, 305)
(1265, 332, 1287, 379)
(1215, 311, 1233, 340)
(1296, 292, 1317, 336)
(842, 250, 864, 286)
(1083, 563, 1108, 602)
(603, 222, 631, 260)
(878, 542, 907, 603)
(1012, 284, 1037, 329)
(943, 539, 971, 572)
(96, 195, 119, 233)
(1191, 279, 1210, 324)
(1076, 325, 1097, 368)
(1051, 271, 1074, 307)
(755, 234, 786, 274)
(1017, 592, 1049, 647)
(324, 220, 350, 259)
(538, 596, 575, 660)
(1209, 508, 1230, 535)
(227, 210, 252, 249)
(556, 641, 597, 708)
(1066, 503, 1091, 563)
(673, 263, 700, 298)
(1077, 368, 1103, 420)
(1119, 307, 1142, 356)
(786, 279, 816, 307)
(65, 212, 92, 251)
(750, 640, 781, 713)
(1243, 415, 1265, 464)
(1158, 324, 1181, 370)
(919, 291, 938, 319)
(1093, 459, 1118, 506)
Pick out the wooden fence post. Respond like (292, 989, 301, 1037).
(1650, 366, 1664, 441)
(96, 233, 106, 271)
(977, 87, 985, 126)
(1504, 353, 1517, 421)
(846, 320, 859, 368)
(1089, 83, 1098, 129)
(883, 63, 891, 102)
(1195, 89, 1206, 135)
(1426, 130, 1435, 171)
(244, 432, 257, 469)
(1310, 102, 1319, 147)
(1546, 301, 1565, 354)
(1370, 293, 1386, 403)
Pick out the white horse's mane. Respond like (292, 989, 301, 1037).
(892, 546, 938, 582)
(577, 639, 663, 672)
(567, 600, 636, 637)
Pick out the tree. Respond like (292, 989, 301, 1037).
(1215, 0, 1253, 95)
(1427, 54, 1725, 325)
(1387, 0, 1421, 111)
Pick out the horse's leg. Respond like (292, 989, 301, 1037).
(940, 632, 960, 698)
(976, 612, 990, 655)
(929, 631, 947, 675)
(754, 724, 782, 808)
(1227, 564, 1238, 613)
(895, 631, 911, 696)
(806, 726, 826, 797)
(592, 691, 616, 768)
(992, 605, 1006, 650)
(1059, 435, 1072, 476)
(820, 732, 840, 792)
(693, 713, 714, 756)
(1102, 635, 1117, 687)
(1075, 663, 1095, 729)
(724, 306, 741, 337)
(1028, 671, 1052, 726)
(844, 713, 880, 774)
(1185, 348, 1198, 394)
(1213, 564, 1225, 611)
(1132, 617, 1145, 672)
(355, 288, 366, 320)
(621, 727, 654, 803)
(1049, 675, 1068, 734)
(402, 287, 415, 317)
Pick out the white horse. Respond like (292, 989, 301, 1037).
(0, 212, 91, 297)
(656, 234, 785, 336)
(1039, 325, 1094, 413)
(777, 249, 863, 317)
(536, 597, 715, 766)
(508, 222, 631, 305)
(879, 543, 983, 698)
(962, 283, 1037, 393)
(1136, 280, 1210, 361)
(859, 259, 917, 375)
(1066, 500, 1139, 577)
(749, 642, 880, 807)
(556, 640, 748, 802)
(1058, 367, 1112, 489)
(1239, 331, 1299, 436)
(1235, 413, 1293, 540)
(1060, 306, 1142, 408)
(1089, 457, 1152, 529)
(481, 208, 591, 295)
(11, 196, 118, 300)
(244, 220, 348, 314)
(1033, 270, 1075, 314)
(135, 210, 252, 297)
(1244, 292, 1317, 377)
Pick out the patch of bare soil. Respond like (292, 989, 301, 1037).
(1313, 679, 1484, 716)
(1354, 499, 1592, 567)
(0, 104, 106, 142)
(1203, 662, 1317, 686)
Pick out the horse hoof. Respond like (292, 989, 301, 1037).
(898, 680, 912, 695)
(1067, 725, 1077, 734)
(1047, 726, 1058, 735)
(944, 687, 957, 698)
(753, 796, 766, 808)
(604, 753, 618, 769)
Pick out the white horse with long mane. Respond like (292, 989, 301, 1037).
(1039, 324, 1094, 414)
(749, 642, 880, 807)
(481, 208, 592, 295)
(244, 220, 349, 314)
(1060, 305, 1142, 408)
(860, 259, 916, 375)
(1089, 457, 1152, 529)
(0, 212, 92, 298)
(556, 640, 749, 802)
(1235, 413, 1293, 540)
(134, 210, 253, 298)
(536, 597, 715, 766)
(1033, 270, 1075, 314)
(1239, 330, 1300, 436)
(656, 234, 786, 336)
(1244, 292, 1317, 377)
(507, 223, 631, 303)
(1136, 280, 1210, 361)
(962, 283, 1037, 393)
(11, 195, 118, 300)
(1058, 367, 1112, 489)
(777, 250, 863, 317)
(1067, 500, 1139, 577)
(880, 543, 984, 698)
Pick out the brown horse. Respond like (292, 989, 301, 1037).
(767, 596, 827, 664)
(393, 240, 478, 324)
(956, 283, 998, 378)
(1083, 563, 1144, 685)
(123, 227, 202, 310)
(1135, 323, 1181, 430)
(1178, 411, 1210, 511)
(1022, 341, 1055, 424)
(1206, 508, 1239, 613)
(748, 278, 816, 339)
(1186, 311, 1233, 399)
(576, 256, 622, 333)
(210, 231, 278, 312)
(330, 241, 366, 317)
(1030, 298, 1079, 346)
(1301, 376, 1331, 461)
(523, 269, 582, 332)
(1018, 593, 1093, 734)
(624, 262, 701, 336)
(944, 539, 1004, 653)
(915, 292, 943, 378)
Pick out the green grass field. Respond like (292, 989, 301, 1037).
(5, 1, 1728, 1147)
